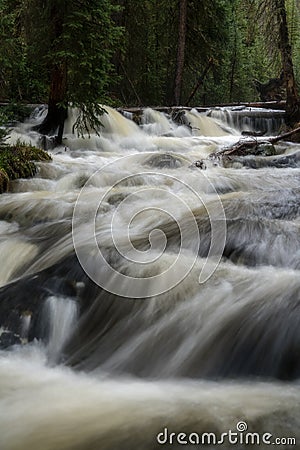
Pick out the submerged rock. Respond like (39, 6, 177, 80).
(0, 255, 83, 347)
(0, 328, 22, 349)
(144, 153, 185, 169)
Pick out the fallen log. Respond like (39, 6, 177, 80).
(216, 125, 300, 158)
(117, 102, 287, 118)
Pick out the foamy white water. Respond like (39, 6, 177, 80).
(0, 106, 299, 449)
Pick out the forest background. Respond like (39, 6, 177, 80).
(0, 0, 299, 110)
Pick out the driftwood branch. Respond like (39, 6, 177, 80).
(268, 126, 300, 144)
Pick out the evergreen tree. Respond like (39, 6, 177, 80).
(0, 0, 26, 101)
(31, 0, 123, 143)
(182, 0, 231, 105)
(114, 0, 175, 106)
(226, 0, 274, 103)
(116, 0, 231, 106)
(1, 0, 300, 110)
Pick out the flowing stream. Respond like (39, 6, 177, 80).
(0, 106, 299, 449)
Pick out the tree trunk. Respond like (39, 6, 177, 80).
(35, 2, 68, 145)
(276, 0, 300, 126)
(38, 62, 67, 143)
(215, 125, 300, 157)
(229, 22, 237, 103)
(174, 0, 187, 106)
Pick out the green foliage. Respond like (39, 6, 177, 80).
(256, 0, 300, 87)
(0, 0, 49, 102)
(50, 1, 123, 103)
(25, 0, 124, 135)
(114, 0, 292, 106)
(183, 0, 231, 104)
(1, 103, 31, 123)
(0, 142, 51, 192)
(116, 0, 173, 105)
(0, 110, 9, 143)
(0, 103, 31, 143)
(0, 94, 52, 193)
(117, 0, 232, 105)
(61, 0, 123, 133)
(72, 104, 107, 137)
(0, 0, 21, 100)
(0, 0, 299, 108)
(0, 0, 123, 111)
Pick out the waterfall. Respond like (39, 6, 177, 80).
(0, 105, 299, 449)
(209, 106, 285, 134)
(185, 108, 232, 136)
(44, 296, 78, 364)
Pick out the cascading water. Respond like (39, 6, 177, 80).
(44, 296, 79, 365)
(0, 106, 299, 449)
(209, 106, 285, 134)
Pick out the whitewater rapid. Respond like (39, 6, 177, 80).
(0, 105, 299, 449)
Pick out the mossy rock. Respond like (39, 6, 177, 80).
(0, 143, 51, 192)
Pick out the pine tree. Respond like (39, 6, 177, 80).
(0, 0, 27, 101)
(31, 0, 123, 143)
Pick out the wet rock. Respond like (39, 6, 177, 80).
(0, 255, 83, 349)
(39, 135, 58, 150)
(194, 160, 207, 169)
(171, 109, 189, 127)
(144, 153, 185, 169)
(107, 192, 129, 205)
(0, 329, 22, 348)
